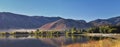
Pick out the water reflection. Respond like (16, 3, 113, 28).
(0, 35, 120, 47)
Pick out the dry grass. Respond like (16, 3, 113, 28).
(62, 39, 120, 47)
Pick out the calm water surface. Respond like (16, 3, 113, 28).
(0, 35, 120, 47)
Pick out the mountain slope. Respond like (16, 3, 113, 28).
(40, 16, 120, 30)
(40, 19, 91, 30)
(89, 16, 120, 26)
(0, 12, 62, 30)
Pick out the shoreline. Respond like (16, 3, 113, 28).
(85, 33, 120, 39)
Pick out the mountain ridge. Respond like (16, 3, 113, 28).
(0, 12, 120, 30)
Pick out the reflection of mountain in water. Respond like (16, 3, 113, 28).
(0, 35, 119, 47)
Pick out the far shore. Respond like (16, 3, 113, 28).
(84, 33, 120, 38)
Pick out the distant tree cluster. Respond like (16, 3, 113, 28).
(87, 25, 120, 33)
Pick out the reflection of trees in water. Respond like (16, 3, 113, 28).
(0, 34, 117, 39)
(0, 34, 62, 39)
(60, 35, 118, 46)
(0, 35, 119, 47)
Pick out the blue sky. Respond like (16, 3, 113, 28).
(0, 0, 120, 22)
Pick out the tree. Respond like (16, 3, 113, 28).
(71, 27, 77, 33)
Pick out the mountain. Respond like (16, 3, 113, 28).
(32, 16, 62, 25)
(40, 16, 120, 30)
(0, 12, 120, 30)
(40, 19, 91, 30)
(89, 16, 120, 26)
(0, 12, 62, 30)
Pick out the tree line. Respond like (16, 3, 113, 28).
(0, 25, 120, 35)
